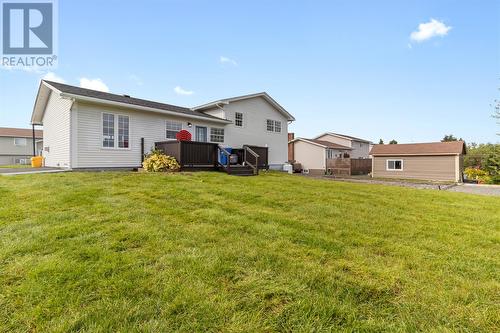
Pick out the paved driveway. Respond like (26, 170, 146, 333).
(0, 167, 65, 175)
(446, 184, 500, 196)
(308, 175, 500, 197)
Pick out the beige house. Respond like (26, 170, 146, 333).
(0, 127, 43, 165)
(313, 132, 371, 159)
(370, 141, 466, 182)
(289, 138, 352, 175)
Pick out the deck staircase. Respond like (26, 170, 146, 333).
(221, 164, 255, 176)
(218, 146, 259, 176)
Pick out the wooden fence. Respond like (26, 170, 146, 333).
(326, 158, 372, 176)
(155, 141, 218, 168)
(351, 158, 372, 175)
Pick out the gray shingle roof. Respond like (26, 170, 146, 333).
(43, 80, 227, 122)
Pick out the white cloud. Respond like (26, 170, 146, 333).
(219, 56, 238, 66)
(43, 72, 65, 83)
(410, 19, 451, 42)
(79, 78, 109, 92)
(174, 86, 194, 96)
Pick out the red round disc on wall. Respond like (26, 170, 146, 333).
(176, 130, 192, 141)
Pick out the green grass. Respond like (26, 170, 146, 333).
(0, 171, 498, 332)
(0, 164, 31, 168)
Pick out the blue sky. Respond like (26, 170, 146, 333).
(1, 0, 499, 143)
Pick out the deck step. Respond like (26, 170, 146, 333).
(223, 165, 256, 176)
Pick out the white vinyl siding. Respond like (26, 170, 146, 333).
(204, 97, 290, 166)
(41, 91, 72, 168)
(73, 102, 223, 168)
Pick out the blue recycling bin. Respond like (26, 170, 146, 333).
(219, 147, 232, 165)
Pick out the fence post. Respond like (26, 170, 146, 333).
(141, 138, 145, 163)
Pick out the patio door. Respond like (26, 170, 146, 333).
(195, 126, 207, 142)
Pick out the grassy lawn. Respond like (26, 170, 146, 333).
(0, 171, 498, 332)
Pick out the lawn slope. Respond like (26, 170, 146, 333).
(0, 172, 499, 332)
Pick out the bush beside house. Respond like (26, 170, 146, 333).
(142, 150, 180, 172)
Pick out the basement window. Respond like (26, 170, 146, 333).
(386, 159, 403, 171)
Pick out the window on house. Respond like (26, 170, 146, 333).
(235, 112, 243, 127)
(102, 113, 115, 148)
(210, 128, 224, 143)
(266, 119, 275, 132)
(386, 159, 403, 171)
(118, 115, 129, 148)
(166, 120, 182, 139)
(266, 119, 282, 133)
(274, 120, 282, 133)
(326, 149, 336, 159)
(14, 138, 27, 146)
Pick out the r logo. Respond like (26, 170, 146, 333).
(2, 2, 53, 54)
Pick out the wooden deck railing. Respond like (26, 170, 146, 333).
(155, 141, 218, 168)
(243, 146, 259, 175)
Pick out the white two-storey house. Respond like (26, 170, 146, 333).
(30, 80, 295, 169)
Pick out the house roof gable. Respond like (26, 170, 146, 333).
(290, 138, 352, 150)
(314, 132, 371, 143)
(192, 92, 296, 121)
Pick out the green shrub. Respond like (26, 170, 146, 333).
(464, 167, 491, 184)
(142, 151, 180, 172)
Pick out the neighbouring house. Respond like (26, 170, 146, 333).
(288, 137, 353, 175)
(0, 127, 43, 165)
(313, 132, 372, 158)
(30, 80, 295, 170)
(370, 141, 466, 182)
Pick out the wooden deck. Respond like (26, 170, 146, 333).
(154, 141, 268, 176)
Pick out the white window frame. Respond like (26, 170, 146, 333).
(101, 112, 130, 150)
(274, 120, 282, 133)
(235, 112, 243, 127)
(386, 159, 403, 171)
(166, 120, 182, 140)
(210, 127, 224, 143)
(14, 138, 27, 146)
(266, 119, 275, 132)
(266, 119, 282, 133)
(117, 115, 130, 149)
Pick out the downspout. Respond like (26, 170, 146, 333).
(32, 124, 36, 156)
